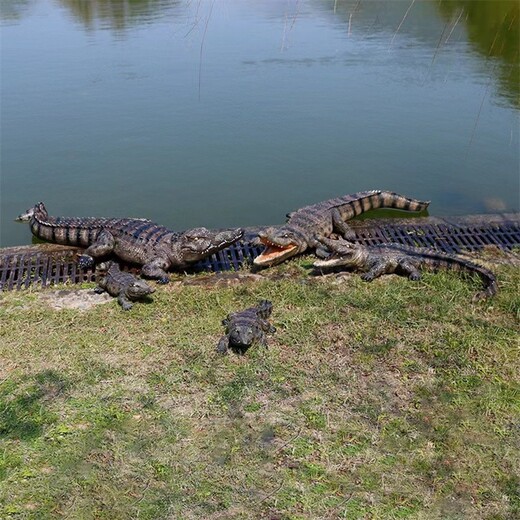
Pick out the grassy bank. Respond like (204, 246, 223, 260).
(0, 257, 519, 519)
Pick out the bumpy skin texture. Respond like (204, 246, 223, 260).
(95, 261, 155, 310)
(217, 300, 276, 355)
(17, 202, 243, 283)
(253, 190, 430, 267)
(314, 238, 498, 300)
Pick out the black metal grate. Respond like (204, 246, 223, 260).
(0, 247, 94, 291)
(349, 217, 520, 253)
(1, 213, 518, 291)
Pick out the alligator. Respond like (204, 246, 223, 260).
(217, 300, 276, 355)
(253, 190, 430, 267)
(313, 238, 498, 300)
(16, 202, 244, 283)
(94, 261, 155, 310)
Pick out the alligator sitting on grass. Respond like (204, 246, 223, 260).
(94, 261, 155, 310)
(253, 190, 430, 267)
(313, 238, 498, 300)
(16, 202, 243, 283)
(217, 300, 276, 355)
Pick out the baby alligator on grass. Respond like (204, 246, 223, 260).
(16, 202, 243, 283)
(314, 238, 498, 300)
(95, 261, 155, 310)
(253, 190, 430, 267)
(217, 300, 276, 355)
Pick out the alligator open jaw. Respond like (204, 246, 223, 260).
(253, 238, 299, 266)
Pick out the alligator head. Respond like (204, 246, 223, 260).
(313, 238, 368, 269)
(175, 227, 244, 264)
(126, 279, 156, 300)
(228, 324, 257, 353)
(253, 226, 308, 267)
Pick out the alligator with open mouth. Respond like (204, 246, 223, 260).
(253, 190, 430, 267)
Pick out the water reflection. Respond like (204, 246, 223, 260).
(0, 0, 35, 22)
(1, 0, 518, 247)
(323, 0, 519, 108)
(438, 0, 519, 107)
(57, 0, 178, 31)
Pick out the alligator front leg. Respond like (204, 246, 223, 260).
(78, 230, 115, 269)
(331, 209, 357, 241)
(314, 245, 332, 258)
(141, 257, 170, 284)
(216, 336, 230, 354)
(117, 293, 134, 311)
(360, 261, 389, 281)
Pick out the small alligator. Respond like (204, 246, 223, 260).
(16, 202, 243, 283)
(217, 300, 276, 355)
(313, 238, 498, 300)
(253, 190, 430, 267)
(94, 261, 155, 310)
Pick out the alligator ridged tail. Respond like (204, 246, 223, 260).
(425, 254, 497, 300)
(389, 245, 498, 300)
(345, 190, 430, 218)
(25, 202, 114, 247)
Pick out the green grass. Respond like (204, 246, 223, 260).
(0, 259, 519, 519)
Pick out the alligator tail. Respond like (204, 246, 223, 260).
(342, 190, 430, 218)
(423, 254, 498, 300)
(16, 202, 48, 222)
(17, 202, 99, 247)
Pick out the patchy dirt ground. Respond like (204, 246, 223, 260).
(38, 289, 112, 310)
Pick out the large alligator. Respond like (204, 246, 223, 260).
(95, 261, 155, 310)
(16, 202, 243, 283)
(314, 238, 498, 300)
(253, 190, 430, 267)
(217, 300, 276, 355)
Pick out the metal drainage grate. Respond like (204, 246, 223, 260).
(0, 246, 92, 291)
(348, 213, 520, 253)
(0, 213, 518, 291)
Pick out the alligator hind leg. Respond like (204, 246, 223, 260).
(331, 209, 357, 240)
(257, 331, 268, 349)
(78, 230, 115, 269)
(141, 257, 170, 284)
(397, 260, 422, 281)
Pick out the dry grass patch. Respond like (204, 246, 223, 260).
(0, 258, 519, 519)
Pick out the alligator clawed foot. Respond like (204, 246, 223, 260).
(216, 337, 229, 355)
(156, 276, 170, 285)
(360, 273, 374, 282)
(78, 255, 95, 270)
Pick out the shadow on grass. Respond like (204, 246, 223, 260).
(0, 370, 70, 440)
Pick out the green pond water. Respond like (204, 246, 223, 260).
(1, 0, 518, 247)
